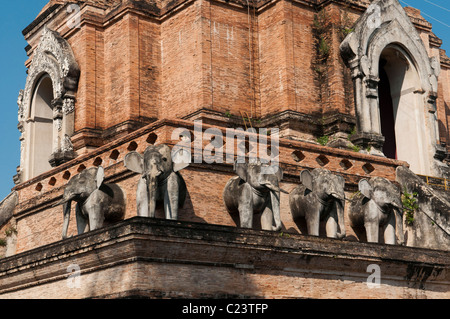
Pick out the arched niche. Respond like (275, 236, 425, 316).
(378, 45, 429, 173)
(27, 75, 55, 177)
(340, 0, 445, 176)
(16, 27, 80, 182)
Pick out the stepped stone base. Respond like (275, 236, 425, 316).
(0, 217, 448, 299)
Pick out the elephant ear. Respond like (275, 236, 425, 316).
(96, 166, 105, 189)
(172, 147, 191, 173)
(358, 179, 373, 199)
(124, 152, 144, 174)
(234, 161, 248, 182)
(300, 170, 313, 191)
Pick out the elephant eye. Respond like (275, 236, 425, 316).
(162, 157, 168, 162)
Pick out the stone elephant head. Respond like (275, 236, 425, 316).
(124, 144, 189, 220)
(223, 160, 288, 231)
(349, 177, 404, 245)
(289, 168, 346, 239)
(57, 166, 126, 239)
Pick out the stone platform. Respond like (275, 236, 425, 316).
(0, 217, 448, 299)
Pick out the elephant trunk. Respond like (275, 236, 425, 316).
(335, 198, 346, 239)
(270, 190, 282, 231)
(260, 181, 284, 231)
(57, 191, 80, 240)
(147, 174, 159, 218)
(53, 191, 78, 207)
(62, 200, 72, 240)
(261, 181, 289, 194)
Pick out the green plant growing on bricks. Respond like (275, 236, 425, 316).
(402, 189, 419, 226)
(317, 135, 329, 146)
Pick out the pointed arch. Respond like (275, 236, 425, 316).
(340, 0, 444, 176)
(17, 27, 80, 182)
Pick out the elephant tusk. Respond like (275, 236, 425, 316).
(262, 182, 289, 194)
(331, 193, 345, 201)
(53, 199, 70, 208)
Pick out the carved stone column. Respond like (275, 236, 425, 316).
(349, 58, 368, 133)
(62, 95, 76, 137)
(14, 121, 25, 185)
(348, 60, 385, 155)
(49, 97, 77, 167)
(52, 98, 63, 153)
(365, 76, 381, 135)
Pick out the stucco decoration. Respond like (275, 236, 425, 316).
(340, 0, 446, 175)
(16, 26, 80, 183)
(19, 26, 79, 123)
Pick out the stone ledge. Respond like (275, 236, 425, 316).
(0, 218, 448, 298)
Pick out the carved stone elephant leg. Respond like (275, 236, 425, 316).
(365, 222, 379, 243)
(362, 198, 379, 243)
(383, 212, 396, 245)
(84, 191, 105, 231)
(261, 204, 274, 231)
(239, 184, 254, 229)
(325, 206, 338, 239)
(326, 201, 345, 239)
(305, 201, 321, 237)
(136, 177, 150, 217)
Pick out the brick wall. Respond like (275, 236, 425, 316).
(11, 119, 405, 253)
(1, 218, 448, 299)
(20, 0, 450, 151)
(6, 0, 449, 299)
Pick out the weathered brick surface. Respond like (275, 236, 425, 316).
(12, 120, 406, 253)
(0, 218, 448, 299)
(22, 0, 450, 150)
(7, 0, 450, 298)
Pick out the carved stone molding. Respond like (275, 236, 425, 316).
(63, 96, 76, 115)
(17, 27, 80, 182)
(340, 0, 445, 174)
(20, 27, 80, 123)
(350, 132, 385, 155)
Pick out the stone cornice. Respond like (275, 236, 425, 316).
(0, 217, 448, 298)
(23, 0, 438, 42)
(22, 3, 62, 36)
(440, 49, 450, 69)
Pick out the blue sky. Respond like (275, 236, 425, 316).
(0, 0, 449, 201)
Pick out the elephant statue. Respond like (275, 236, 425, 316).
(124, 144, 189, 220)
(289, 168, 346, 239)
(223, 161, 288, 231)
(0, 191, 18, 228)
(56, 166, 126, 239)
(349, 177, 404, 245)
